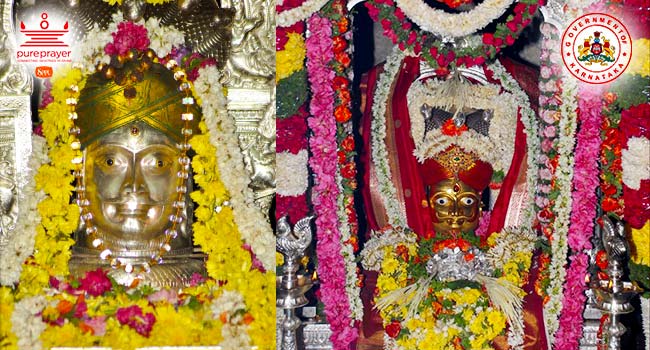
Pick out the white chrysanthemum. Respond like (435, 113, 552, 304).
(277, 150, 308, 196)
(144, 17, 184, 58)
(11, 296, 48, 350)
(212, 290, 247, 320)
(622, 136, 650, 190)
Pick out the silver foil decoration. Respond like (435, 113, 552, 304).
(590, 215, 642, 350)
(425, 246, 492, 282)
(277, 216, 315, 350)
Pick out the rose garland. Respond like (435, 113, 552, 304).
(553, 85, 603, 350)
(533, 22, 562, 311)
(543, 76, 578, 342)
(306, 13, 358, 348)
(1, 18, 275, 349)
(320, 0, 364, 322)
(365, 0, 544, 71)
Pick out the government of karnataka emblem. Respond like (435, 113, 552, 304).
(578, 31, 616, 65)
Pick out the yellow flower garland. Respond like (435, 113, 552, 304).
(190, 123, 275, 349)
(276, 32, 306, 83)
(630, 221, 650, 266)
(3, 63, 275, 349)
(376, 231, 533, 350)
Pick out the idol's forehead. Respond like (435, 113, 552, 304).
(86, 122, 177, 154)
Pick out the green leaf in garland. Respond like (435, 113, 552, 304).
(277, 69, 309, 119)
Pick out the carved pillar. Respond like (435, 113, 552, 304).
(221, 0, 276, 215)
(0, 0, 35, 285)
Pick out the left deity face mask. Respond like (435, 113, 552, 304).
(84, 122, 180, 243)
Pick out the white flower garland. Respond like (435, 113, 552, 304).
(143, 17, 185, 58)
(194, 65, 275, 271)
(211, 290, 252, 349)
(642, 298, 650, 350)
(395, 0, 515, 38)
(276, 0, 331, 28)
(543, 76, 578, 341)
(621, 136, 650, 190)
(488, 61, 540, 228)
(0, 136, 48, 286)
(336, 171, 364, 321)
(406, 78, 517, 173)
(11, 295, 48, 350)
(277, 150, 309, 196)
(370, 47, 409, 228)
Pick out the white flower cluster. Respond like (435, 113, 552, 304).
(277, 150, 309, 196)
(487, 228, 536, 271)
(211, 290, 252, 349)
(194, 65, 275, 271)
(0, 136, 48, 286)
(143, 17, 185, 58)
(11, 295, 48, 350)
(277, 0, 331, 28)
(371, 48, 409, 228)
(395, 0, 515, 38)
(407, 77, 517, 173)
(361, 227, 417, 271)
(622, 136, 650, 190)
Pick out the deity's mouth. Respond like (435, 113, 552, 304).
(102, 201, 162, 222)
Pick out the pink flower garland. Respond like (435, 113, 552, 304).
(306, 14, 357, 349)
(554, 86, 604, 350)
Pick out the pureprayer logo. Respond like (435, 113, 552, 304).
(16, 12, 72, 65)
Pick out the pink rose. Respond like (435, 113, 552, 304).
(79, 269, 112, 297)
(543, 125, 557, 138)
(535, 196, 550, 208)
(539, 168, 553, 180)
(117, 305, 156, 337)
(541, 138, 554, 153)
(147, 289, 179, 304)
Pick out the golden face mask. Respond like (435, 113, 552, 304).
(429, 179, 481, 235)
(84, 122, 181, 246)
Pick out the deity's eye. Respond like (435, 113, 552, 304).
(460, 197, 475, 206)
(435, 197, 449, 205)
(157, 160, 165, 168)
(106, 158, 114, 166)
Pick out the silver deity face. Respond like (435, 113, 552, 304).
(84, 122, 180, 241)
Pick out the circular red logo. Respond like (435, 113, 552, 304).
(561, 13, 632, 84)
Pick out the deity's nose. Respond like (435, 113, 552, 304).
(121, 160, 148, 196)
